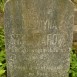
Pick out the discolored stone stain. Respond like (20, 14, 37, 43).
(26, 29, 43, 46)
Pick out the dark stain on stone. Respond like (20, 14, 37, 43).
(26, 29, 43, 47)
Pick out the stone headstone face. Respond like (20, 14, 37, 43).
(4, 0, 74, 77)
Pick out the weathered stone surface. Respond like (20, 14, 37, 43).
(4, 0, 74, 77)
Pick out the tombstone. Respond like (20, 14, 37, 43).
(4, 0, 74, 77)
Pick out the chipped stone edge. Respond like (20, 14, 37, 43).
(69, 0, 75, 5)
(4, 0, 11, 7)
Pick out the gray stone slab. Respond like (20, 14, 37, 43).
(4, 0, 74, 77)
